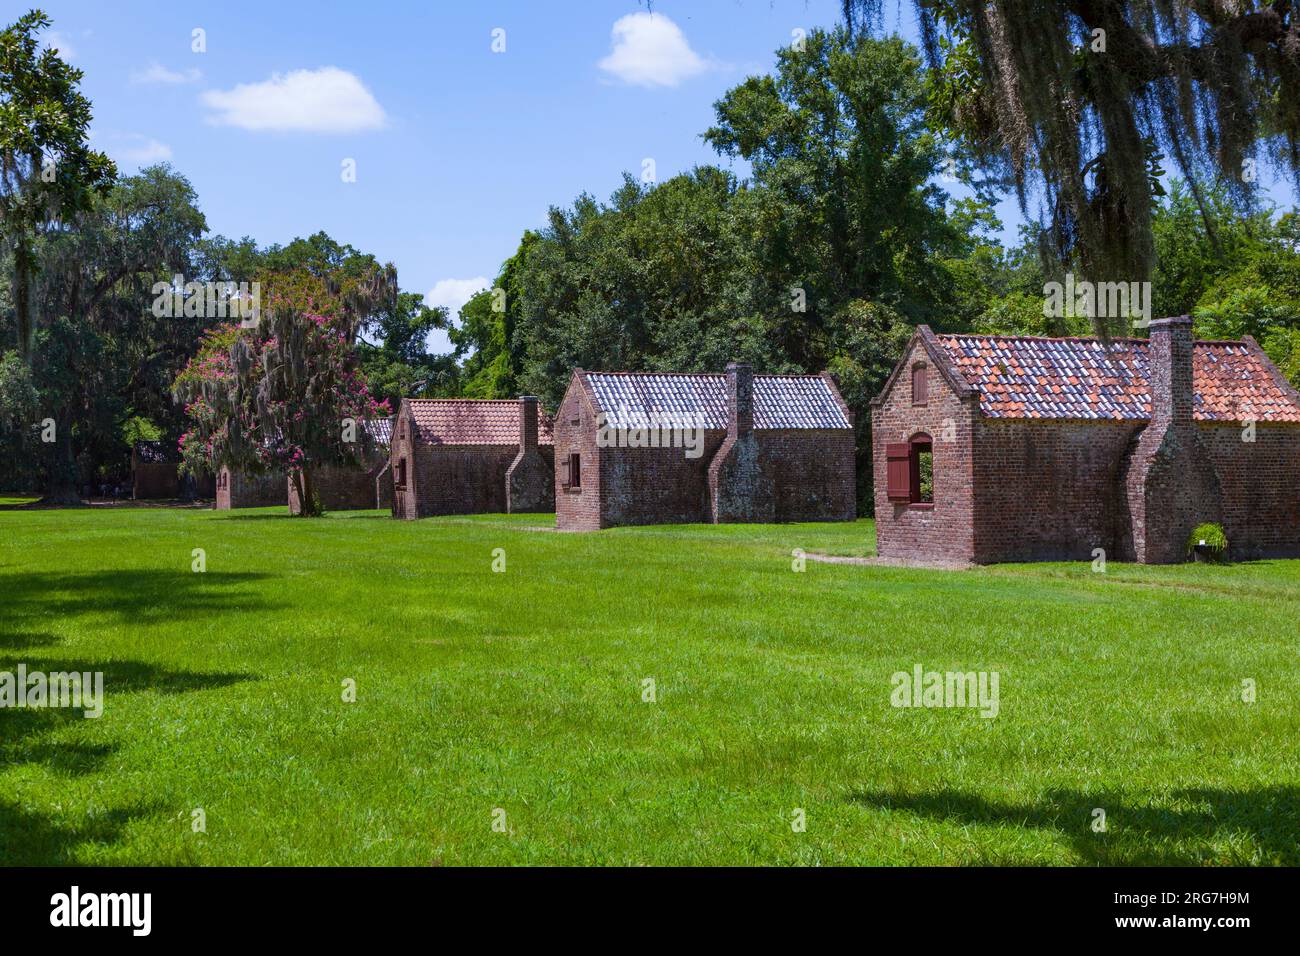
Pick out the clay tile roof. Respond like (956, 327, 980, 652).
(584, 372, 851, 430)
(935, 334, 1300, 423)
(405, 399, 554, 445)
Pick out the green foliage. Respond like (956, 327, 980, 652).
(1, 9, 116, 358)
(173, 268, 393, 517)
(873, 0, 1300, 298)
(0, 160, 206, 498)
(0, 349, 40, 489)
(1187, 522, 1228, 561)
(495, 29, 988, 511)
(121, 415, 161, 446)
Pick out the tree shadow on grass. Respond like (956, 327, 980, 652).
(0, 569, 278, 627)
(0, 798, 171, 866)
(0, 657, 254, 863)
(0, 631, 64, 650)
(0, 657, 254, 777)
(850, 786, 1300, 865)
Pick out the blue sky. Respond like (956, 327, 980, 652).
(27, 0, 1300, 352)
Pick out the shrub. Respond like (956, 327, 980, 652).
(1187, 522, 1228, 561)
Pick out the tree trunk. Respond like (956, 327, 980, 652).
(42, 414, 82, 505)
(12, 240, 36, 360)
(292, 466, 322, 517)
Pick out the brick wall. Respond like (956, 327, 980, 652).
(391, 404, 553, 519)
(872, 339, 979, 562)
(556, 370, 856, 531)
(287, 461, 387, 514)
(1198, 422, 1300, 559)
(873, 321, 1300, 564)
(763, 430, 857, 521)
(554, 379, 607, 530)
(215, 467, 287, 509)
(976, 419, 1138, 562)
(132, 462, 178, 499)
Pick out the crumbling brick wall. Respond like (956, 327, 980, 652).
(215, 467, 287, 509)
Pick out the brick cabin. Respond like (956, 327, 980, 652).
(288, 417, 396, 515)
(553, 362, 856, 531)
(871, 317, 1300, 564)
(390, 397, 555, 519)
(214, 466, 288, 510)
(131, 441, 179, 499)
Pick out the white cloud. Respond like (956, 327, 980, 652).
(200, 67, 387, 133)
(111, 135, 173, 165)
(597, 12, 709, 88)
(426, 277, 491, 321)
(131, 62, 202, 85)
(44, 30, 76, 61)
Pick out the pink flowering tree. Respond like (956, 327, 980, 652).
(173, 268, 394, 515)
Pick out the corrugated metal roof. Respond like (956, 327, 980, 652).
(936, 334, 1300, 423)
(133, 440, 177, 464)
(405, 399, 554, 445)
(585, 372, 850, 430)
(362, 416, 394, 448)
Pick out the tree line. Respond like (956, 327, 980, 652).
(3, 12, 1297, 512)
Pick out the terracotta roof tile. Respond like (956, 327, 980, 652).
(405, 400, 554, 445)
(935, 334, 1300, 423)
(584, 372, 851, 430)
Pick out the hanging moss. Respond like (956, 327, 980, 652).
(847, 1, 1300, 334)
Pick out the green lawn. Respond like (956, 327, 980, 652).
(1, 507, 1296, 865)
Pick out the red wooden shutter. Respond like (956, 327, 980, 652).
(886, 443, 911, 501)
(559, 454, 570, 486)
(912, 364, 928, 405)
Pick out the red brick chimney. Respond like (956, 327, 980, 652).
(518, 395, 539, 451)
(1148, 315, 1194, 425)
(726, 362, 754, 435)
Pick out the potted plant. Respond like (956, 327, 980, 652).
(1187, 522, 1228, 563)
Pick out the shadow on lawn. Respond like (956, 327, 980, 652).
(0, 798, 170, 866)
(0, 569, 277, 626)
(0, 657, 253, 863)
(851, 787, 1300, 865)
(0, 657, 254, 777)
(0, 631, 64, 650)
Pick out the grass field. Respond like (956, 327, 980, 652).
(1, 507, 1297, 866)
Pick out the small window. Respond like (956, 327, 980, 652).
(910, 434, 933, 504)
(911, 363, 928, 405)
(886, 435, 933, 505)
(568, 453, 581, 489)
(395, 458, 407, 488)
